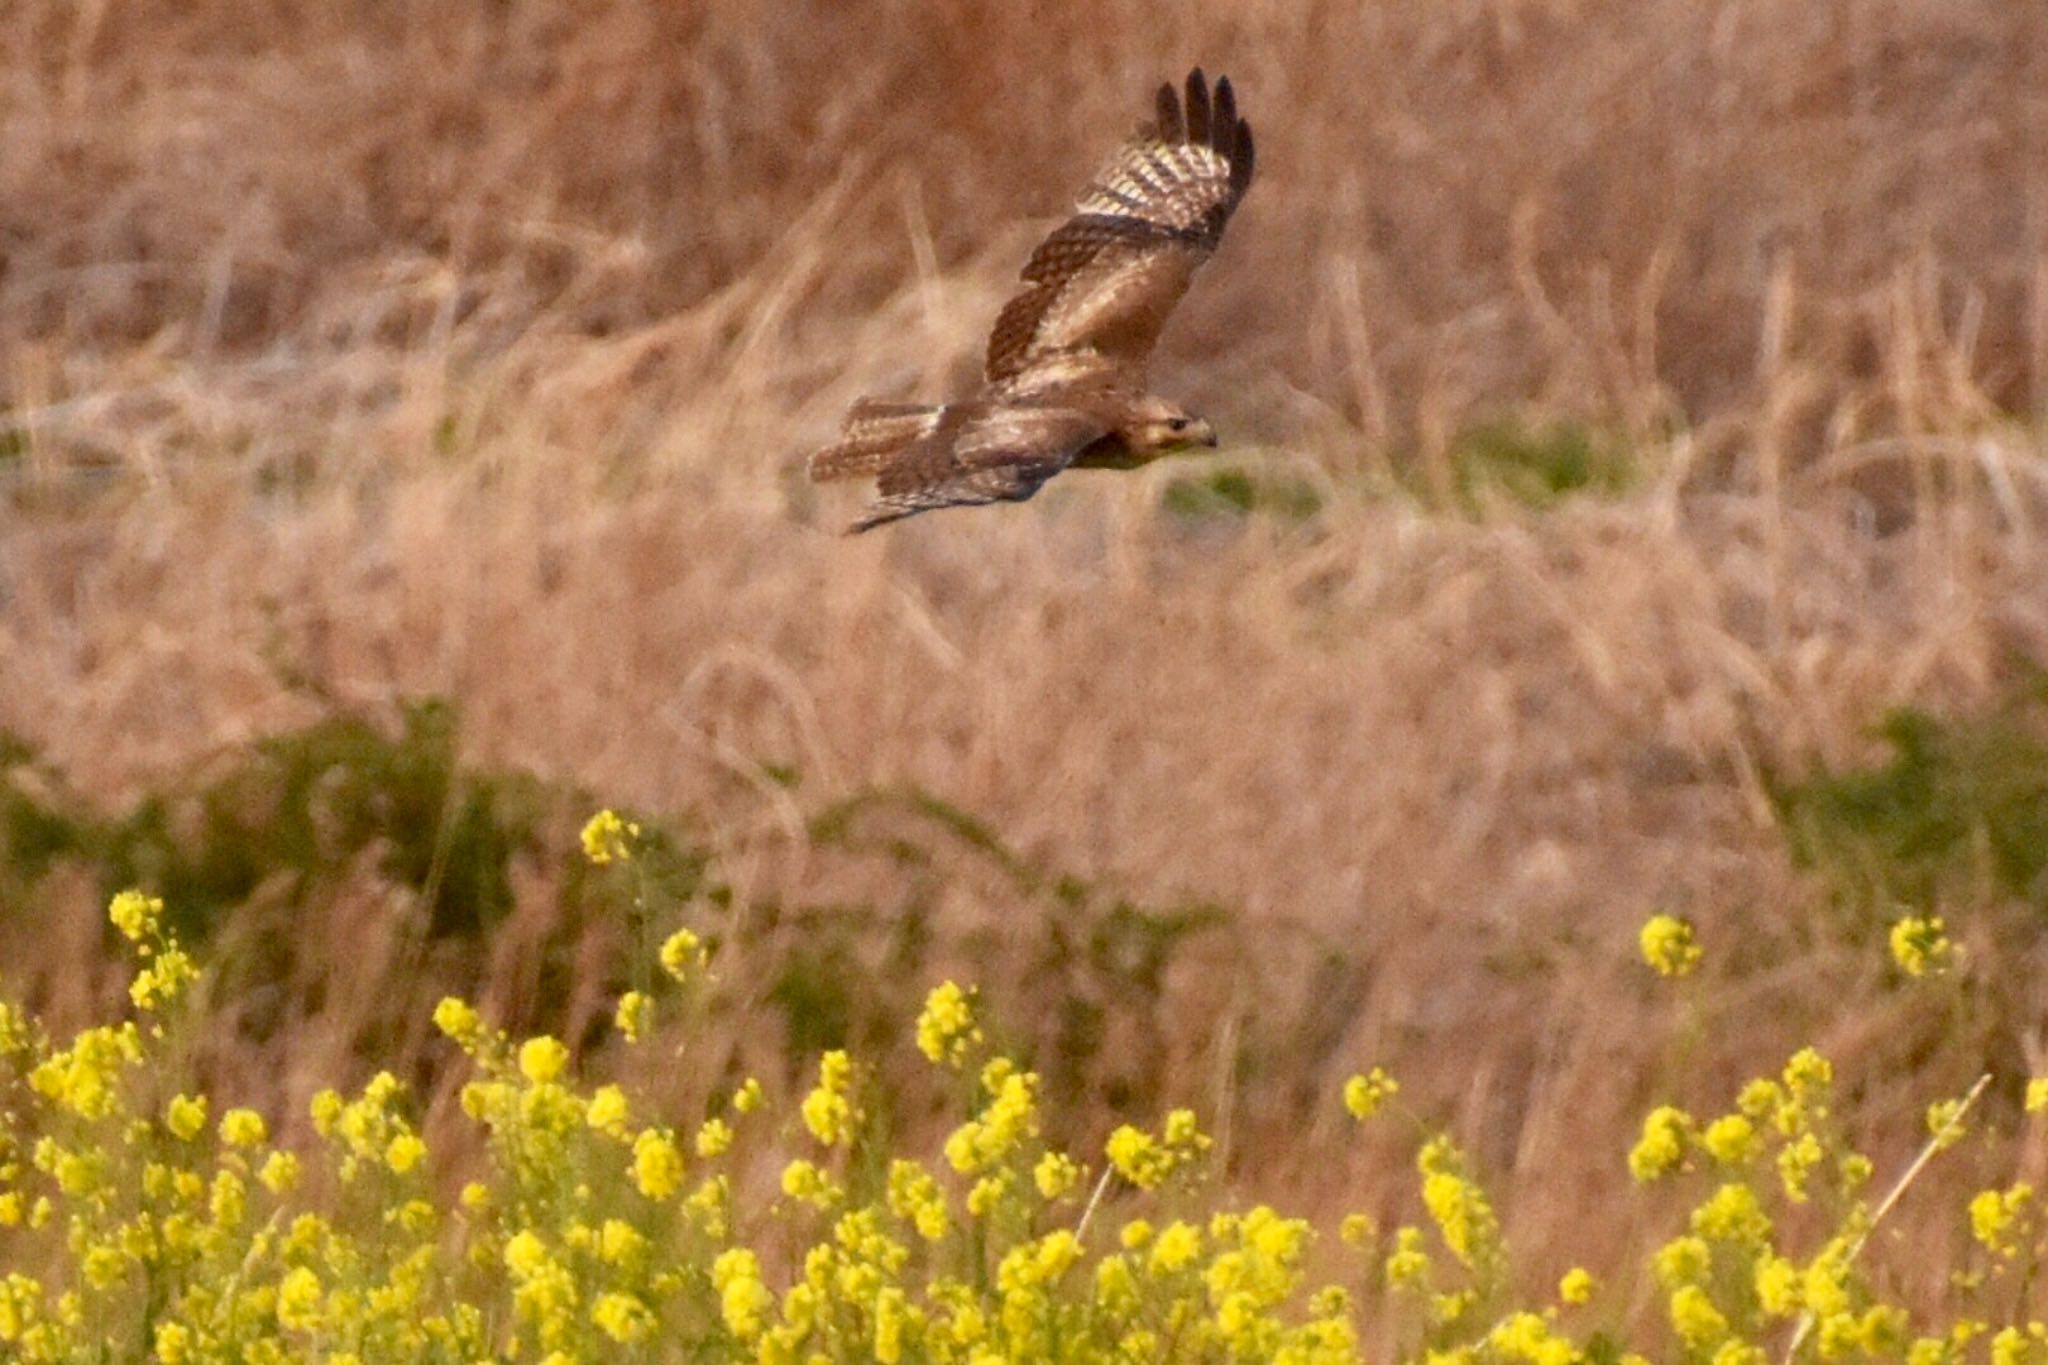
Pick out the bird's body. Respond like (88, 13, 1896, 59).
(807, 69, 1254, 532)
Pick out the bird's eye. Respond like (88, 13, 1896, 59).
(1167, 417, 1188, 431)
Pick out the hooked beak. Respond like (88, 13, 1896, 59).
(1187, 418, 1218, 448)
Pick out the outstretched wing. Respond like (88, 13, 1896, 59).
(986, 69, 1255, 390)
(849, 403, 1108, 532)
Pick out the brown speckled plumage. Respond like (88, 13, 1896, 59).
(806, 70, 1255, 532)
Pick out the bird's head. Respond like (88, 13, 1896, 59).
(1122, 396, 1218, 458)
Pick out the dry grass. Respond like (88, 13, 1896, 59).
(5, 0, 2048, 1302)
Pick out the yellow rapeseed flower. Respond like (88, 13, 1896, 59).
(29, 1024, 144, 1120)
(580, 809, 638, 864)
(165, 1093, 207, 1142)
(108, 889, 163, 943)
(431, 997, 483, 1048)
(1783, 1048, 1833, 1102)
(1559, 1267, 1596, 1304)
(276, 1266, 322, 1333)
(781, 1159, 840, 1209)
(2028, 1079, 2048, 1115)
(211, 1168, 247, 1229)
(614, 990, 652, 1042)
(1861, 1305, 1910, 1356)
(801, 1050, 857, 1146)
(259, 1151, 300, 1195)
(632, 1129, 684, 1200)
(385, 1133, 427, 1174)
(1640, 914, 1702, 977)
(1491, 1310, 1575, 1365)
(1989, 1324, 2048, 1365)
(1738, 1078, 1784, 1119)
(885, 1160, 949, 1242)
(711, 1249, 772, 1339)
(1803, 1249, 1854, 1319)
(1712, 1345, 1768, 1365)
(587, 1083, 630, 1138)
(966, 1172, 1010, 1218)
(658, 928, 706, 984)
(503, 1229, 550, 1278)
(130, 945, 199, 1010)
(1755, 1256, 1801, 1317)
(1652, 1236, 1712, 1288)
(1343, 1067, 1399, 1121)
(1032, 1149, 1082, 1201)
(1629, 1106, 1692, 1181)
(1777, 1131, 1823, 1202)
(1701, 1114, 1758, 1165)
(517, 1035, 568, 1085)
(999, 1230, 1082, 1293)
(1970, 1185, 2034, 1258)
(1927, 1097, 1969, 1150)
(592, 1291, 654, 1344)
(153, 1322, 193, 1363)
(1383, 1226, 1432, 1292)
(218, 1108, 267, 1148)
(1691, 1183, 1772, 1245)
(1163, 1108, 1207, 1150)
(916, 981, 983, 1067)
(1669, 1284, 1729, 1347)
(1106, 1125, 1165, 1188)
(1889, 915, 1957, 977)
(695, 1117, 733, 1158)
(1418, 1138, 1502, 1275)
(1150, 1221, 1203, 1274)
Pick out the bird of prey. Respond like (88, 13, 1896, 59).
(807, 68, 1255, 532)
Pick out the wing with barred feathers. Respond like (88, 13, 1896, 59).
(846, 402, 1109, 532)
(985, 69, 1255, 391)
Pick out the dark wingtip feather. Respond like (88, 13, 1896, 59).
(1155, 82, 1182, 142)
(1184, 68, 1211, 146)
(1212, 76, 1237, 152)
(1233, 118, 1255, 197)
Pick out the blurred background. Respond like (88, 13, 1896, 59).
(4, 0, 2048, 1311)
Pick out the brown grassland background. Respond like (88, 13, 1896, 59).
(6, 0, 2048, 1309)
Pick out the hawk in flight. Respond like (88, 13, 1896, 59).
(807, 69, 1255, 532)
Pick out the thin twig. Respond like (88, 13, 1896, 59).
(1074, 1165, 1117, 1244)
(1780, 1073, 1992, 1365)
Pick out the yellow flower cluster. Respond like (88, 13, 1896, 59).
(1639, 912, 1703, 977)
(1889, 914, 1959, 977)
(1344, 1066, 1400, 1120)
(1105, 1108, 1211, 1191)
(579, 808, 639, 864)
(1970, 1184, 2035, 1259)
(915, 980, 983, 1067)
(4, 877, 2048, 1365)
(800, 1049, 858, 1147)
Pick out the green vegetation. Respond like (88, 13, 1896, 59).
(1424, 420, 1640, 515)
(1771, 685, 2048, 916)
(0, 708, 1250, 1105)
(1163, 467, 1324, 523)
(2, 701, 550, 942)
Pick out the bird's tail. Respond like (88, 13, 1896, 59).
(807, 399, 943, 482)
